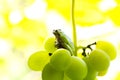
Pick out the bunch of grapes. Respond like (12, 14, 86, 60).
(28, 29, 117, 80)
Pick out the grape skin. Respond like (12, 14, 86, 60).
(96, 41, 117, 60)
(89, 49, 110, 71)
(63, 73, 71, 80)
(42, 63, 64, 80)
(50, 49, 72, 71)
(28, 50, 50, 71)
(98, 69, 108, 76)
(44, 37, 57, 53)
(65, 56, 87, 80)
(83, 57, 97, 80)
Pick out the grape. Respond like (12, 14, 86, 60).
(50, 49, 72, 71)
(98, 69, 108, 76)
(96, 41, 117, 60)
(28, 50, 50, 71)
(83, 57, 97, 80)
(63, 73, 71, 80)
(44, 37, 57, 53)
(42, 63, 64, 80)
(84, 71, 97, 80)
(89, 49, 110, 71)
(95, 78, 98, 80)
(65, 56, 87, 80)
(84, 70, 97, 80)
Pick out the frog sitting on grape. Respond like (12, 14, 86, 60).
(27, 29, 117, 80)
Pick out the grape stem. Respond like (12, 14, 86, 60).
(77, 42, 96, 56)
(72, 0, 77, 56)
(77, 42, 96, 50)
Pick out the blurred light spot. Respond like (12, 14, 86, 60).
(9, 10, 23, 24)
(98, 0, 117, 12)
(24, 0, 46, 19)
(0, 39, 11, 56)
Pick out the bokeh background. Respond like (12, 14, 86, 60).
(0, 0, 120, 80)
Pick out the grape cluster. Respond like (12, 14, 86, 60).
(27, 29, 117, 80)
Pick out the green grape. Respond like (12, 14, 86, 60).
(83, 57, 97, 80)
(42, 63, 64, 80)
(50, 49, 72, 71)
(98, 69, 108, 76)
(95, 78, 98, 80)
(84, 68, 97, 80)
(28, 50, 50, 71)
(96, 41, 117, 60)
(63, 73, 71, 80)
(89, 49, 110, 71)
(65, 56, 87, 80)
(44, 37, 57, 53)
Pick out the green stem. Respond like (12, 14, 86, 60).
(77, 46, 85, 50)
(77, 42, 96, 50)
(72, 0, 77, 56)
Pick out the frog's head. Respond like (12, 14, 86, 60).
(53, 29, 62, 37)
